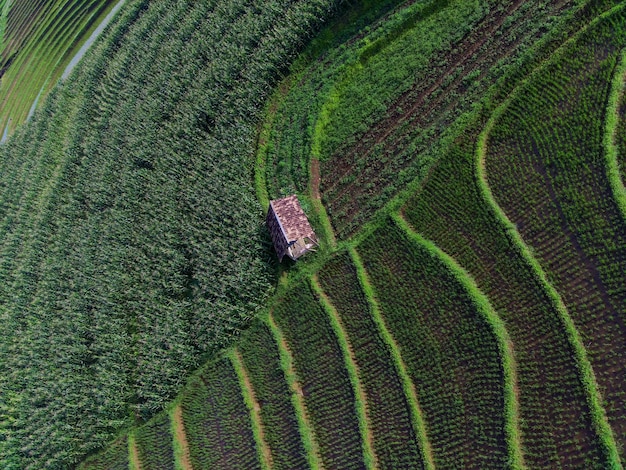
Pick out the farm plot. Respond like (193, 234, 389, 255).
(316, 252, 426, 469)
(484, 6, 626, 456)
(402, 119, 610, 467)
(0, 0, 343, 467)
(180, 358, 261, 469)
(134, 413, 176, 470)
(0, 0, 118, 133)
(356, 221, 508, 469)
(313, 0, 598, 238)
(237, 320, 310, 470)
(77, 437, 129, 470)
(271, 282, 365, 469)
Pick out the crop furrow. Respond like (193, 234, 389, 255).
(271, 281, 366, 469)
(239, 319, 311, 470)
(402, 119, 607, 467)
(484, 6, 626, 460)
(355, 220, 509, 469)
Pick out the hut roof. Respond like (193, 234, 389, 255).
(270, 195, 316, 241)
(267, 195, 317, 261)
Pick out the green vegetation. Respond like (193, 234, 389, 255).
(357, 221, 508, 468)
(271, 282, 366, 468)
(77, 437, 129, 470)
(237, 321, 310, 469)
(0, 0, 120, 134)
(134, 413, 176, 470)
(180, 359, 261, 469)
(606, 48, 626, 216)
(4, 0, 626, 467)
(392, 213, 525, 469)
(484, 6, 626, 461)
(0, 0, 340, 467)
(317, 253, 426, 469)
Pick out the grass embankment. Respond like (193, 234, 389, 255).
(0, 0, 342, 467)
(0, 0, 119, 134)
(231, 349, 273, 470)
(311, 275, 378, 469)
(266, 313, 323, 469)
(606, 47, 626, 218)
(392, 214, 524, 469)
(320, 250, 432, 469)
(355, 221, 510, 468)
(482, 5, 626, 464)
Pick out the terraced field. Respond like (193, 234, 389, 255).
(0, 0, 120, 135)
(4, 0, 626, 468)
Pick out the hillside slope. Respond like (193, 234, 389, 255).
(2, 0, 626, 468)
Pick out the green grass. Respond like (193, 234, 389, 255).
(317, 251, 428, 469)
(356, 221, 509, 468)
(6, 0, 626, 468)
(0, 0, 119, 134)
(483, 5, 626, 463)
(271, 281, 366, 469)
(237, 320, 310, 470)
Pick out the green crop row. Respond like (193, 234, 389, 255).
(356, 221, 508, 469)
(317, 252, 425, 469)
(271, 281, 366, 469)
(134, 413, 176, 470)
(617, 52, 626, 187)
(77, 436, 129, 470)
(180, 358, 261, 469)
(237, 321, 310, 470)
(483, 6, 626, 460)
(402, 117, 611, 467)
(0, 0, 342, 467)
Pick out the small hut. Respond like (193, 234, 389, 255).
(266, 195, 318, 262)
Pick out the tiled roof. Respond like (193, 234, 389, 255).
(269, 195, 316, 242)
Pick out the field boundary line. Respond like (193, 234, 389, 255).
(170, 404, 193, 470)
(309, 157, 337, 250)
(348, 245, 436, 470)
(604, 45, 626, 220)
(310, 274, 378, 470)
(230, 349, 273, 470)
(128, 432, 142, 470)
(391, 212, 526, 470)
(266, 312, 324, 469)
(476, 27, 623, 462)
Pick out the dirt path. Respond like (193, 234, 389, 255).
(172, 405, 193, 470)
(129, 435, 142, 470)
(267, 312, 323, 469)
(310, 157, 321, 201)
(311, 275, 379, 470)
(232, 349, 273, 470)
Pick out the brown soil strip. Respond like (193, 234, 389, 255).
(311, 275, 379, 469)
(130, 435, 142, 470)
(233, 349, 274, 469)
(173, 404, 193, 470)
(310, 157, 321, 201)
(267, 312, 323, 469)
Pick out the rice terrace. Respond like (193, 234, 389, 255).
(1, 0, 626, 468)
